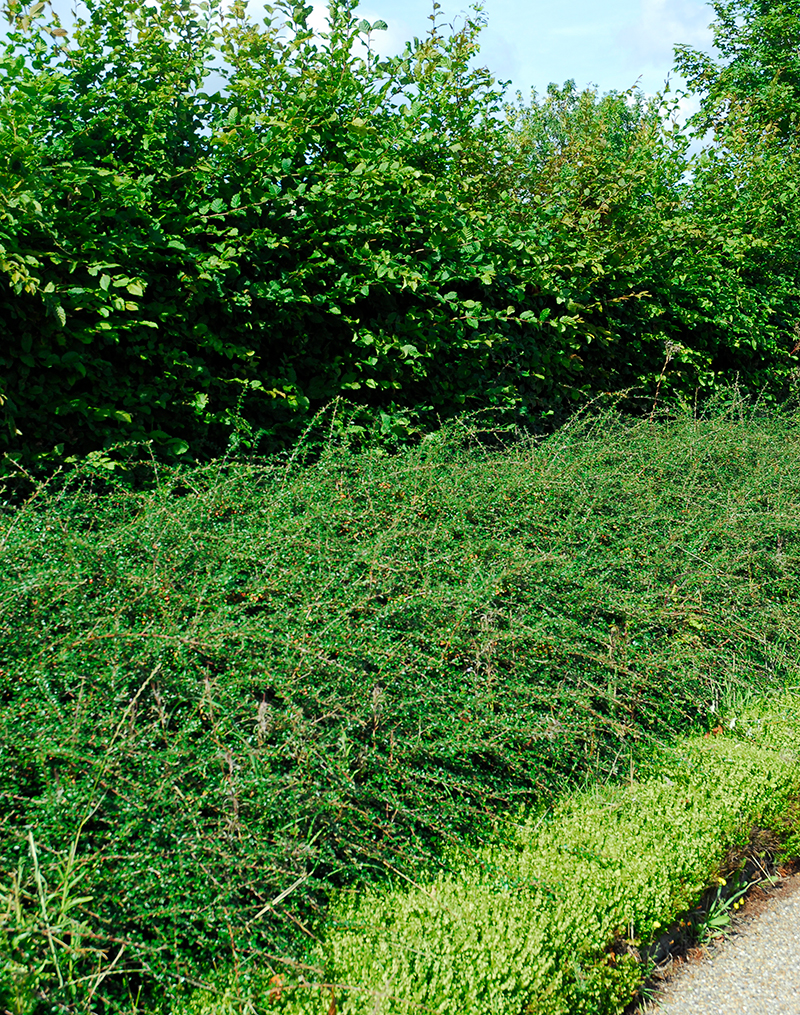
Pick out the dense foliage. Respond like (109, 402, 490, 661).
(1, 0, 799, 476)
(3, 0, 800, 1008)
(2, 399, 800, 1009)
(312, 715, 800, 1015)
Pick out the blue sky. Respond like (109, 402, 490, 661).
(336, 0, 716, 98)
(2, 0, 717, 100)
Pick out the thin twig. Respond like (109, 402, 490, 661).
(249, 874, 310, 923)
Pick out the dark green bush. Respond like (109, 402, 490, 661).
(2, 399, 800, 1008)
(1, 0, 799, 480)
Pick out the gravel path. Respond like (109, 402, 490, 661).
(647, 872, 800, 1014)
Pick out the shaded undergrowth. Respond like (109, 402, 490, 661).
(2, 393, 800, 1010)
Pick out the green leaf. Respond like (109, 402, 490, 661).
(99, 274, 111, 291)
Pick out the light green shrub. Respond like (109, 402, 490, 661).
(251, 693, 800, 1015)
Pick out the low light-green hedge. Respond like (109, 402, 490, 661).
(179, 692, 800, 1015)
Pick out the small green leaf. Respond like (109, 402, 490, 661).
(99, 274, 111, 291)
(349, 118, 374, 135)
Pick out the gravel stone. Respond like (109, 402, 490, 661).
(648, 873, 800, 1014)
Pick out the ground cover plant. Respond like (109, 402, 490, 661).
(2, 0, 800, 478)
(261, 693, 800, 1015)
(2, 394, 800, 1011)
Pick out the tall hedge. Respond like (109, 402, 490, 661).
(1, 0, 799, 476)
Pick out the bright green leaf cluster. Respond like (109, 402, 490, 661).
(276, 700, 800, 1015)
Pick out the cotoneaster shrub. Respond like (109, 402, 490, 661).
(2, 398, 800, 1011)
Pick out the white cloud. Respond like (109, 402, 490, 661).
(550, 22, 618, 40)
(620, 0, 714, 69)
